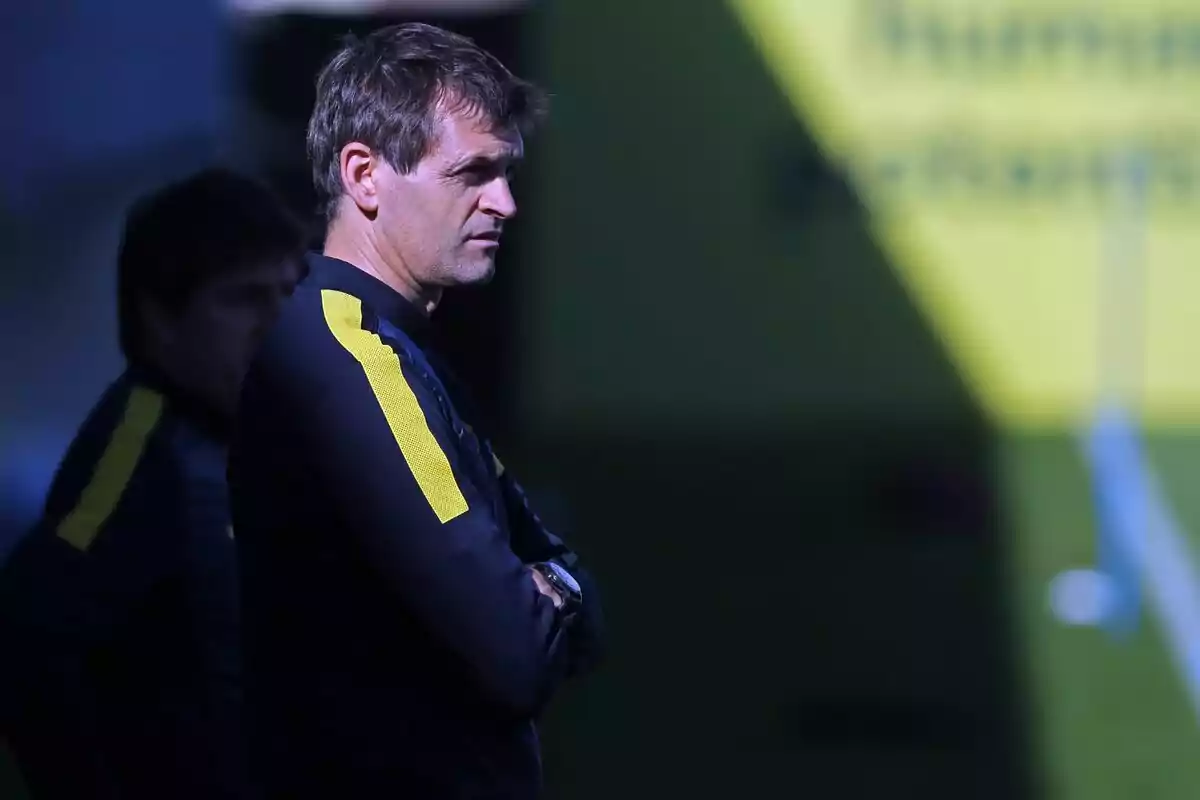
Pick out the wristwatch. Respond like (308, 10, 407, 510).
(532, 560, 583, 616)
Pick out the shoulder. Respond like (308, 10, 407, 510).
(24, 383, 186, 558)
(238, 286, 457, 459)
(258, 284, 341, 362)
(43, 379, 174, 514)
(247, 285, 414, 400)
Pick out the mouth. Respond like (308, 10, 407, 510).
(468, 231, 502, 244)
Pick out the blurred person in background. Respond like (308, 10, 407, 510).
(0, 167, 306, 800)
(229, 22, 603, 799)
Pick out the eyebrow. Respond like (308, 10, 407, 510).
(446, 149, 524, 174)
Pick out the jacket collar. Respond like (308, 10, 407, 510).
(303, 252, 431, 336)
(124, 362, 231, 443)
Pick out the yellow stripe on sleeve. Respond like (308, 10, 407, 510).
(57, 386, 164, 551)
(320, 289, 469, 524)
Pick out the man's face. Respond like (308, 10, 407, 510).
(375, 107, 523, 288)
(157, 256, 304, 419)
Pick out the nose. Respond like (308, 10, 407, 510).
(479, 176, 517, 220)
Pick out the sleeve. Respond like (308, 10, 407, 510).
(0, 484, 182, 655)
(0, 490, 181, 798)
(250, 295, 572, 716)
(0, 528, 119, 799)
(493, 462, 605, 678)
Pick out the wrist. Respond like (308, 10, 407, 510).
(531, 561, 582, 615)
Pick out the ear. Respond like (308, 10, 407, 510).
(339, 141, 380, 214)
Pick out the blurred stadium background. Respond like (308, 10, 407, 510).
(3, 0, 1200, 797)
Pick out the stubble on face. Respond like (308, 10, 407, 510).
(382, 105, 524, 293)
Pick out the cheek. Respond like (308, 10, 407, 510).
(185, 308, 255, 354)
(385, 180, 436, 220)
(458, 190, 483, 221)
(407, 184, 470, 225)
(382, 194, 434, 252)
(380, 192, 411, 226)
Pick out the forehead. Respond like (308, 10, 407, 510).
(431, 106, 524, 162)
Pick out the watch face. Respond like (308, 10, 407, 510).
(546, 562, 582, 596)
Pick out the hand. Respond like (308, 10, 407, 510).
(529, 567, 564, 609)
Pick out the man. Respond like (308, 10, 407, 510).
(0, 167, 306, 800)
(229, 23, 603, 799)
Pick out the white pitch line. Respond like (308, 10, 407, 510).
(1083, 412, 1200, 721)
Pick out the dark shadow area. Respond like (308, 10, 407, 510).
(510, 0, 1039, 797)
(518, 428, 1025, 799)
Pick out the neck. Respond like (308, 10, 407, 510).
(128, 358, 233, 442)
(323, 217, 442, 316)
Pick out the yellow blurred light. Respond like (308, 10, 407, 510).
(730, 0, 1200, 429)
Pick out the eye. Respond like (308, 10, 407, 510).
(455, 156, 519, 186)
(217, 284, 274, 307)
(458, 163, 498, 185)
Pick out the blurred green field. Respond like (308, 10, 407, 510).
(1005, 432, 1200, 799)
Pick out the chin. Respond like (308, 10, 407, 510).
(460, 261, 496, 286)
